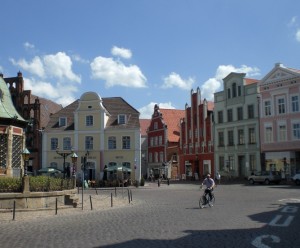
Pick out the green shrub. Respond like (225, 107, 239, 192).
(0, 177, 22, 192)
(29, 176, 74, 192)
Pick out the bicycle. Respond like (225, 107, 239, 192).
(199, 187, 215, 209)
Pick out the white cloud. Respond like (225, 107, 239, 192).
(24, 42, 35, 50)
(90, 56, 147, 88)
(288, 16, 297, 27)
(72, 54, 89, 64)
(44, 52, 81, 83)
(161, 72, 195, 90)
(138, 101, 175, 119)
(296, 29, 300, 42)
(10, 56, 45, 78)
(10, 52, 81, 83)
(111, 46, 132, 59)
(24, 77, 77, 106)
(201, 64, 260, 101)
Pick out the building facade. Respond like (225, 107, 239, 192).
(147, 104, 185, 179)
(214, 72, 260, 178)
(179, 88, 214, 180)
(42, 92, 141, 182)
(259, 63, 300, 177)
(140, 119, 151, 179)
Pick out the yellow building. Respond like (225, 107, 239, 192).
(42, 92, 141, 182)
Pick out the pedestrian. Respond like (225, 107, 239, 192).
(215, 171, 221, 185)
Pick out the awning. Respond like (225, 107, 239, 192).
(105, 165, 131, 172)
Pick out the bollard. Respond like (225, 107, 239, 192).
(115, 187, 117, 197)
(89, 195, 93, 210)
(111, 193, 113, 207)
(12, 200, 16, 221)
(130, 189, 133, 202)
(95, 187, 98, 195)
(127, 189, 130, 203)
(167, 178, 170, 186)
(55, 198, 58, 215)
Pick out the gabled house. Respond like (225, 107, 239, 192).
(179, 88, 214, 180)
(147, 104, 185, 179)
(42, 92, 141, 182)
(258, 63, 300, 176)
(214, 72, 260, 179)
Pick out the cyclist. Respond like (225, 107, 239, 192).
(201, 173, 215, 204)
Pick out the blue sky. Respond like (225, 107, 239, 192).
(1, 0, 300, 118)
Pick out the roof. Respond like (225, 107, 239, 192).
(140, 119, 151, 136)
(0, 77, 26, 123)
(159, 109, 185, 142)
(44, 96, 140, 131)
(244, 78, 259, 85)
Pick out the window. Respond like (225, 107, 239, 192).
(51, 138, 58, 150)
(85, 136, 93, 150)
(208, 141, 212, 152)
(238, 85, 242, 96)
(249, 128, 256, 144)
(150, 137, 153, 147)
(159, 135, 162, 145)
(232, 83, 237, 98)
(219, 156, 225, 171)
(86, 115, 93, 126)
(159, 152, 164, 162)
(238, 129, 244, 145)
(108, 162, 117, 167)
(148, 153, 153, 163)
(118, 114, 126, 124)
(122, 136, 130, 149)
(228, 130, 234, 146)
(237, 107, 243, 121)
(293, 123, 300, 140)
(108, 136, 116, 149)
(248, 105, 254, 119)
(228, 155, 234, 170)
(265, 127, 273, 143)
(194, 129, 198, 138)
(249, 154, 256, 171)
(264, 101, 271, 116)
(154, 136, 158, 146)
(279, 125, 286, 141)
(189, 143, 193, 154)
(218, 111, 223, 124)
(227, 88, 231, 99)
(292, 96, 299, 112)
(278, 98, 285, 114)
(154, 122, 158, 130)
(154, 152, 158, 162)
(201, 141, 205, 153)
(59, 117, 67, 127)
(227, 109, 233, 122)
(63, 137, 71, 150)
(189, 129, 192, 139)
(218, 131, 224, 147)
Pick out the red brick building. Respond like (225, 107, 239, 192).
(179, 88, 214, 180)
(147, 104, 185, 179)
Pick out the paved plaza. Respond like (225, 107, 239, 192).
(0, 181, 299, 248)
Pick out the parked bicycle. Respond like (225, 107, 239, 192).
(199, 188, 215, 209)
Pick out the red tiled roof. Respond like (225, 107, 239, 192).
(159, 109, 185, 142)
(286, 67, 300, 74)
(140, 119, 151, 136)
(244, 78, 259, 85)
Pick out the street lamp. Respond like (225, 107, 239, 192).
(71, 151, 78, 188)
(56, 147, 72, 179)
(22, 148, 30, 176)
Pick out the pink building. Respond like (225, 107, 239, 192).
(259, 63, 300, 176)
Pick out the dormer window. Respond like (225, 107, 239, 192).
(59, 117, 67, 127)
(118, 114, 126, 125)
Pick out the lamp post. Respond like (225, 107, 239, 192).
(22, 148, 30, 176)
(71, 151, 78, 188)
(56, 147, 72, 179)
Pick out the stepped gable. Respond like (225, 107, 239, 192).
(159, 108, 185, 142)
(102, 97, 140, 129)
